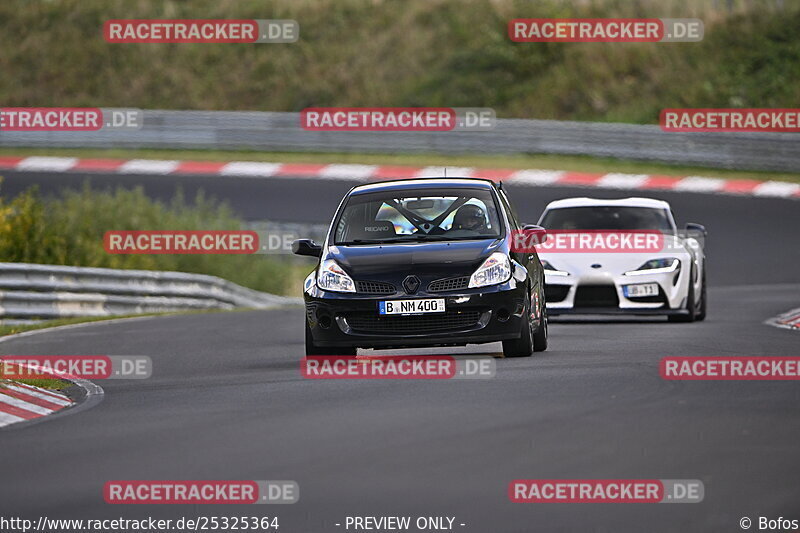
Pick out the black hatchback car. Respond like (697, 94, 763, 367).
(293, 178, 548, 357)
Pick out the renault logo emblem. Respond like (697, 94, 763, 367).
(403, 275, 421, 294)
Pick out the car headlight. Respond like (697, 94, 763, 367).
(303, 271, 316, 294)
(541, 260, 570, 277)
(316, 259, 356, 293)
(468, 252, 512, 288)
(624, 258, 680, 276)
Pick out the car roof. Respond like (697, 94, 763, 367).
(543, 197, 671, 210)
(349, 177, 496, 195)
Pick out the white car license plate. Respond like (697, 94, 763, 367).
(379, 299, 446, 315)
(624, 283, 659, 297)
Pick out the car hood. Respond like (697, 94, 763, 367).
(326, 239, 501, 278)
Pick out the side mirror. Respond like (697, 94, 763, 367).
(522, 224, 548, 244)
(292, 239, 322, 258)
(512, 225, 548, 253)
(685, 223, 706, 237)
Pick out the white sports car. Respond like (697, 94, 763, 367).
(536, 197, 706, 322)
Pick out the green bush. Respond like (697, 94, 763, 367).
(0, 183, 307, 295)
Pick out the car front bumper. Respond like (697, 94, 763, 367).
(544, 263, 692, 316)
(304, 281, 532, 349)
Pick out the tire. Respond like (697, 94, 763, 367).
(668, 266, 696, 323)
(503, 296, 536, 358)
(305, 321, 356, 356)
(533, 306, 548, 352)
(695, 267, 707, 321)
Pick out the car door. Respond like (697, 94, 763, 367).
(497, 187, 529, 267)
(498, 186, 544, 305)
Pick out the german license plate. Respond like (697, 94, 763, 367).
(624, 283, 659, 297)
(379, 299, 446, 315)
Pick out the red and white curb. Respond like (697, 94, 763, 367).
(0, 324, 110, 429)
(765, 307, 800, 331)
(1, 156, 798, 199)
(0, 380, 73, 427)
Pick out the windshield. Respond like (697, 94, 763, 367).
(539, 206, 673, 231)
(334, 188, 502, 245)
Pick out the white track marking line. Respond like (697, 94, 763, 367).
(597, 173, 650, 189)
(415, 166, 474, 178)
(17, 157, 78, 172)
(118, 159, 180, 174)
(753, 181, 800, 197)
(220, 162, 282, 177)
(318, 164, 377, 180)
(674, 176, 726, 192)
(509, 169, 564, 185)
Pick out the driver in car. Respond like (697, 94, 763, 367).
(451, 204, 487, 232)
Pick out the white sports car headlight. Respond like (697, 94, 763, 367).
(469, 252, 511, 288)
(624, 258, 680, 276)
(317, 259, 356, 293)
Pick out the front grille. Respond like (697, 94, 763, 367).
(574, 284, 619, 308)
(428, 276, 469, 292)
(355, 280, 396, 295)
(545, 284, 570, 303)
(343, 310, 482, 334)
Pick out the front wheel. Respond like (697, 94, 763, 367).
(503, 294, 547, 357)
(305, 321, 356, 356)
(695, 267, 707, 321)
(669, 266, 696, 323)
(502, 312, 533, 358)
(532, 307, 548, 352)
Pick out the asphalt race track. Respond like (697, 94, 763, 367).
(1, 170, 799, 532)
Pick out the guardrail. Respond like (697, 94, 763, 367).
(0, 262, 301, 320)
(1, 110, 798, 172)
